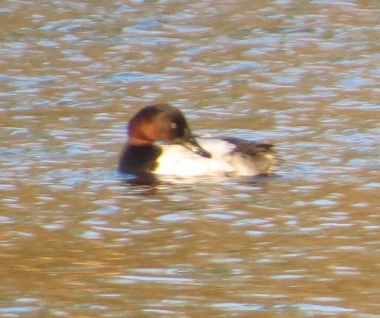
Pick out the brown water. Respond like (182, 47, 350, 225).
(1, 0, 379, 317)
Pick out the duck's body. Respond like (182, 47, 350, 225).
(118, 104, 277, 178)
(155, 137, 276, 177)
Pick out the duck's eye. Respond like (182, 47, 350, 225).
(171, 122, 177, 129)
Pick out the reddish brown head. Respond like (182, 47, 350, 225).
(127, 104, 211, 158)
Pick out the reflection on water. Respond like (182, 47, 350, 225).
(1, 0, 380, 317)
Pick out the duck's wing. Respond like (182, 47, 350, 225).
(220, 137, 277, 176)
(221, 137, 274, 155)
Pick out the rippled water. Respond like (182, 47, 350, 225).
(1, 0, 379, 317)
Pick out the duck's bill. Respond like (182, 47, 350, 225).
(180, 136, 211, 158)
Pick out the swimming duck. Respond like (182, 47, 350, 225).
(118, 104, 277, 178)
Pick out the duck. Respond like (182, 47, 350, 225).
(118, 103, 277, 179)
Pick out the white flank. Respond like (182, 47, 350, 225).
(154, 138, 275, 177)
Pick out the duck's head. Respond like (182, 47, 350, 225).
(127, 104, 211, 158)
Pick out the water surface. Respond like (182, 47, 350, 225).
(1, 0, 379, 317)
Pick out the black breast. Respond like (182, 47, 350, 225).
(118, 145, 162, 175)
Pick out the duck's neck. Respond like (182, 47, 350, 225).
(128, 137, 153, 146)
